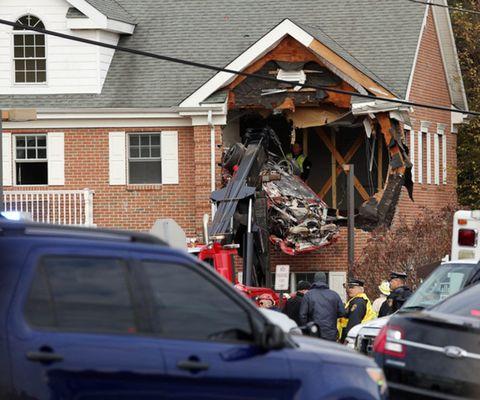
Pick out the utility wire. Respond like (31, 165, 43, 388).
(0, 17, 478, 117)
(405, 0, 480, 15)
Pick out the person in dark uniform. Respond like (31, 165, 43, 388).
(282, 280, 311, 325)
(379, 271, 413, 316)
(339, 278, 375, 343)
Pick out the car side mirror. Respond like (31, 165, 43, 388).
(298, 322, 320, 337)
(260, 324, 286, 351)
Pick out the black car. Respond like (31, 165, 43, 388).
(374, 283, 480, 399)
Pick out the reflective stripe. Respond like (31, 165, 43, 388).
(286, 153, 306, 171)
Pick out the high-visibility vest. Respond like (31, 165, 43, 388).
(338, 293, 377, 339)
(287, 153, 307, 172)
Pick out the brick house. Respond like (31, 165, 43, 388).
(0, 0, 467, 295)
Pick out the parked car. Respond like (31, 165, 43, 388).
(0, 220, 387, 400)
(374, 282, 480, 399)
(350, 259, 480, 355)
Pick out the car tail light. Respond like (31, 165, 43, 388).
(458, 229, 476, 247)
(373, 325, 406, 358)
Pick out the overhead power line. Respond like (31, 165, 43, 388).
(0, 17, 477, 117)
(405, 0, 480, 15)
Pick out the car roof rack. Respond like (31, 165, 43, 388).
(0, 219, 168, 246)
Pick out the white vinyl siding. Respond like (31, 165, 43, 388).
(2, 132, 12, 186)
(109, 131, 126, 185)
(47, 132, 64, 185)
(329, 271, 347, 303)
(161, 131, 179, 185)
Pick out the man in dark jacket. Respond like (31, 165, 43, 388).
(282, 280, 311, 325)
(379, 271, 413, 316)
(299, 272, 346, 341)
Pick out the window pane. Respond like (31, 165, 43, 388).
(25, 35, 34, 46)
(37, 148, 46, 159)
(26, 72, 36, 82)
(151, 135, 160, 145)
(130, 147, 139, 158)
(16, 149, 26, 159)
(142, 261, 253, 342)
(26, 60, 35, 70)
(41, 257, 136, 334)
(36, 47, 45, 58)
(129, 161, 161, 184)
(14, 47, 24, 58)
(15, 72, 25, 83)
(37, 136, 46, 147)
(26, 137, 35, 147)
(16, 162, 48, 185)
(27, 149, 36, 159)
(14, 35, 23, 46)
(24, 267, 56, 328)
(36, 35, 45, 46)
(140, 148, 150, 158)
(433, 285, 480, 319)
(130, 135, 139, 146)
(140, 136, 149, 145)
(25, 46, 35, 58)
(16, 136, 25, 147)
(151, 147, 160, 158)
(15, 60, 25, 71)
(36, 71, 46, 82)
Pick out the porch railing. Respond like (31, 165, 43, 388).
(2, 189, 94, 226)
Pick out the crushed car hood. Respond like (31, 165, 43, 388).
(262, 162, 339, 255)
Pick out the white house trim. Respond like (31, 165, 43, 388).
(405, 3, 429, 100)
(180, 19, 314, 108)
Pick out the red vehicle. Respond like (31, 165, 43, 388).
(198, 127, 335, 306)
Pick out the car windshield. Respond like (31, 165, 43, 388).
(431, 283, 480, 322)
(401, 263, 475, 311)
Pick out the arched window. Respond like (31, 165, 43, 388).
(13, 15, 46, 83)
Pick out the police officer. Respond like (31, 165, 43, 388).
(386, 271, 413, 314)
(287, 142, 312, 181)
(339, 278, 376, 342)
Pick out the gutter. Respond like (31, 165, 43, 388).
(208, 110, 216, 219)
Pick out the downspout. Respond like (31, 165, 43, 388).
(208, 110, 216, 219)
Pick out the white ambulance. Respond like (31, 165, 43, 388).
(451, 210, 480, 261)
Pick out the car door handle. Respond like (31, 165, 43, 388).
(26, 351, 63, 363)
(177, 359, 209, 372)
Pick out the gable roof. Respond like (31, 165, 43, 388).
(81, 0, 135, 24)
(0, 0, 431, 110)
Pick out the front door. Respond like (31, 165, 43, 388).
(8, 247, 168, 400)
(133, 255, 298, 399)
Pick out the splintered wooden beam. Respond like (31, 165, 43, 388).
(378, 134, 383, 190)
(377, 113, 405, 174)
(319, 133, 365, 199)
(331, 131, 337, 207)
(316, 128, 370, 201)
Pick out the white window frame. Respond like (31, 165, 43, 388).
(438, 124, 447, 184)
(12, 14, 47, 85)
(434, 128, 440, 185)
(127, 132, 162, 185)
(421, 122, 431, 185)
(13, 133, 48, 186)
(417, 130, 423, 184)
(408, 128, 415, 182)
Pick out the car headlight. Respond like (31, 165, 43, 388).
(366, 367, 388, 395)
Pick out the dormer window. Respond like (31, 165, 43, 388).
(13, 15, 46, 84)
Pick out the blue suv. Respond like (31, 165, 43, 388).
(0, 219, 386, 399)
